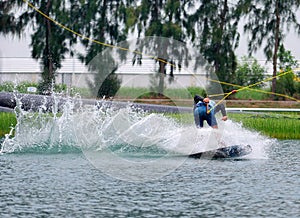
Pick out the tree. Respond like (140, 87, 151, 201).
(33, 0, 64, 94)
(87, 50, 121, 98)
(3, 0, 78, 94)
(0, 1, 20, 35)
(126, 0, 189, 96)
(234, 56, 266, 87)
(237, 0, 300, 97)
(2, 0, 133, 97)
(74, 0, 131, 64)
(73, 0, 130, 97)
(276, 46, 299, 99)
(187, 0, 240, 93)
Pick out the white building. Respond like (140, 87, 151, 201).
(0, 57, 209, 89)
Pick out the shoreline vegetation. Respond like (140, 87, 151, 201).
(167, 112, 300, 140)
(229, 113, 300, 139)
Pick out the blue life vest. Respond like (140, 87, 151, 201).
(195, 100, 215, 115)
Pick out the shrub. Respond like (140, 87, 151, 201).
(0, 82, 15, 92)
(234, 56, 266, 88)
(96, 71, 121, 98)
(187, 87, 207, 98)
(276, 47, 299, 100)
(0, 81, 69, 95)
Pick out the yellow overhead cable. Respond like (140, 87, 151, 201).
(208, 69, 300, 113)
(210, 85, 299, 102)
(210, 82, 299, 102)
(23, 0, 119, 50)
(22, 0, 167, 63)
(209, 70, 300, 102)
(22, 0, 207, 85)
(23, 0, 299, 106)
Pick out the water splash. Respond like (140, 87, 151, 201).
(1, 94, 273, 159)
(1, 94, 79, 153)
(218, 119, 273, 159)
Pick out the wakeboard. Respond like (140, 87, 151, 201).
(189, 144, 252, 159)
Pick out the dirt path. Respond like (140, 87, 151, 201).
(128, 98, 300, 108)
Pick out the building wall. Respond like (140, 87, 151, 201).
(0, 72, 209, 89)
(0, 57, 209, 88)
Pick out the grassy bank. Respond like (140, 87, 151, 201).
(0, 111, 299, 140)
(0, 112, 17, 138)
(116, 87, 206, 99)
(167, 112, 300, 140)
(229, 112, 300, 139)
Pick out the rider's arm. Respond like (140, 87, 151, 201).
(215, 104, 227, 116)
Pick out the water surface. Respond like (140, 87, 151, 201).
(1, 102, 299, 217)
(0, 140, 299, 217)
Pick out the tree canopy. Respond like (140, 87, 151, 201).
(0, 1, 21, 35)
(187, 0, 240, 92)
(237, 0, 300, 95)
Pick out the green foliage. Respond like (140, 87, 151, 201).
(15, 82, 38, 93)
(0, 112, 16, 138)
(77, 0, 129, 64)
(276, 47, 300, 99)
(133, 0, 184, 39)
(164, 87, 204, 99)
(0, 81, 14, 92)
(238, 0, 300, 95)
(1, 0, 82, 94)
(0, 81, 39, 93)
(278, 46, 298, 70)
(296, 72, 300, 98)
(276, 73, 297, 99)
(0, 81, 66, 94)
(164, 113, 194, 125)
(26, 1, 76, 94)
(0, 1, 20, 35)
(87, 53, 121, 98)
(2, 0, 300, 98)
(96, 72, 121, 98)
(117, 86, 206, 99)
(148, 73, 164, 95)
(37, 80, 66, 95)
(126, 0, 187, 95)
(234, 56, 266, 87)
(69, 87, 91, 98)
(229, 112, 300, 139)
(240, 1, 300, 60)
(188, 0, 240, 93)
(53, 84, 67, 93)
(73, 0, 128, 98)
(117, 87, 149, 98)
(234, 89, 269, 100)
(186, 87, 207, 98)
(169, 112, 300, 139)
